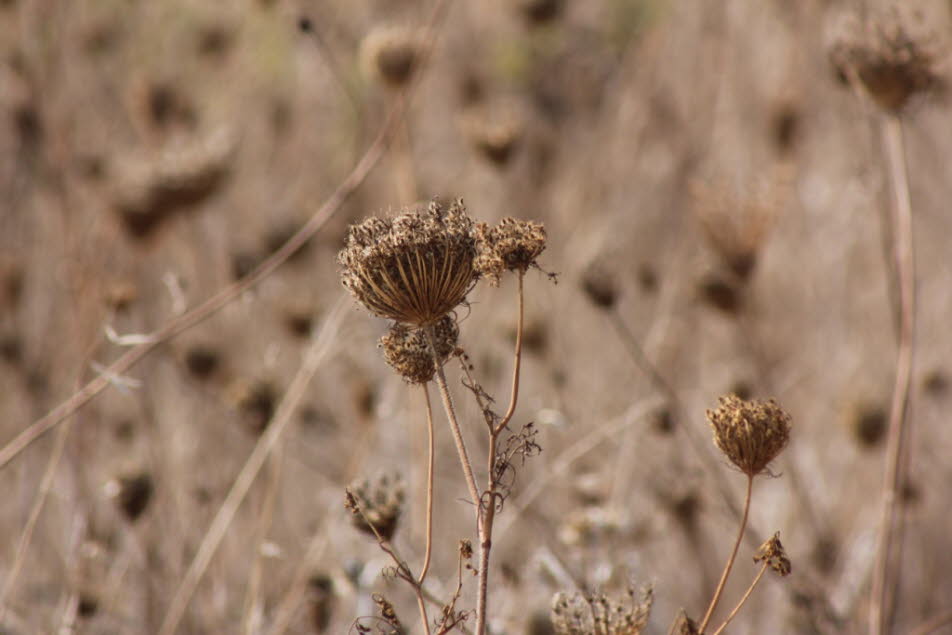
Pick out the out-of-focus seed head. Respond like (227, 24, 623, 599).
(379, 316, 458, 384)
(360, 26, 422, 88)
(344, 473, 405, 541)
(338, 199, 478, 326)
(551, 583, 653, 635)
(581, 265, 618, 310)
(755, 531, 792, 576)
(474, 217, 547, 285)
(829, 10, 944, 112)
(707, 394, 791, 477)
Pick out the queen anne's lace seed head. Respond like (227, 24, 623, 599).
(338, 199, 478, 326)
(707, 395, 791, 477)
(379, 317, 458, 384)
(474, 217, 547, 286)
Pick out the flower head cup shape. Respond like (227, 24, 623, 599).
(338, 199, 479, 326)
(707, 395, 791, 477)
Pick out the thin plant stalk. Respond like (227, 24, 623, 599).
(710, 562, 769, 635)
(698, 475, 754, 633)
(418, 384, 436, 585)
(428, 339, 481, 510)
(869, 112, 916, 635)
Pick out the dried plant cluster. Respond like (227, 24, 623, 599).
(345, 474, 406, 542)
(707, 395, 791, 477)
(550, 584, 654, 635)
(830, 10, 944, 112)
(379, 316, 459, 384)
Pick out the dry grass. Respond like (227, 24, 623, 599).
(1, 0, 952, 633)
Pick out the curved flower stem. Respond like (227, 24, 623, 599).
(699, 475, 753, 634)
(426, 327, 480, 511)
(494, 271, 524, 436)
(418, 384, 436, 586)
(869, 112, 916, 635)
(710, 562, 769, 635)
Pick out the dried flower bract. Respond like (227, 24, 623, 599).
(755, 531, 792, 576)
(379, 316, 458, 384)
(338, 199, 478, 326)
(475, 217, 547, 285)
(707, 395, 791, 477)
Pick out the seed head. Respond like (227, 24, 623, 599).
(754, 531, 792, 577)
(344, 473, 405, 541)
(474, 217, 547, 285)
(830, 10, 944, 112)
(379, 316, 458, 384)
(360, 26, 422, 87)
(707, 395, 791, 477)
(338, 199, 478, 326)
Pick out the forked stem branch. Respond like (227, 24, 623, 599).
(699, 475, 753, 633)
(710, 562, 769, 635)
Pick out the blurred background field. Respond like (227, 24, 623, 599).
(1, 0, 951, 633)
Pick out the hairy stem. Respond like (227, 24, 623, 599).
(699, 475, 753, 633)
(869, 112, 916, 635)
(711, 562, 768, 635)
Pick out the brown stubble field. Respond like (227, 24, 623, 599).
(1, 0, 952, 633)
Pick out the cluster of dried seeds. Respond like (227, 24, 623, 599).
(378, 316, 458, 384)
(707, 395, 791, 477)
(551, 583, 653, 635)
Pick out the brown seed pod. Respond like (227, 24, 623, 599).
(379, 316, 458, 384)
(474, 217, 547, 285)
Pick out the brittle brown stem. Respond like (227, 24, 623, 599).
(699, 475, 753, 633)
(710, 562, 769, 635)
(418, 384, 436, 585)
(427, 327, 481, 511)
(870, 112, 916, 635)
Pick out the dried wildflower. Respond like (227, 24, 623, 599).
(847, 401, 887, 449)
(672, 611, 699, 635)
(551, 583, 653, 635)
(754, 532, 792, 576)
(461, 108, 523, 166)
(829, 10, 944, 112)
(373, 592, 403, 631)
(345, 473, 405, 541)
(379, 316, 458, 383)
(360, 26, 422, 87)
(707, 395, 791, 477)
(108, 472, 154, 522)
(474, 217, 547, 285)
(338, 199, 479, 326)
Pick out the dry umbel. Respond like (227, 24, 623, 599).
(707, 394, 791, 477)
(551, 583, 653, 635)
(344, 473, 405, 542)
(829, 9, 944, 112)
(474, 217, 547, 285)
(338, 199, 478, 326)
(360, 26, 423, 87)
(379, 316, 459, 384)
(754, 532, 792, 577)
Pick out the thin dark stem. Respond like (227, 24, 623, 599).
(870, 112, 916, 635)
(711, 563, 769, 635)
(699, 475, 753, 634)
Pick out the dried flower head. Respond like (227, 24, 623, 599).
(754, 531, 792, 576)
(344, 473, 405, 541)
(338, 199, 478, 326)
(829, 10, 944, 112)
(474, 217, 547, 285)
(551, 583, 653, 635)
(360, 26, 422, 87)
(581, 265, 618, 309)
(707, 395, 791, 477)
(379, 316, 458, 384)
(461, 107, 523, 166)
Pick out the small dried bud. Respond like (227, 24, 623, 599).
(474, 217, 547, 285)
(379, 317, 458, 384)
(707, 395, 791, 477)
(360, 26, 422, 87)
(373, 592, 403, 630)
(344, 474, 405, 541)
(672, 611, 699, 635)
(338, 199, 478, 326)
(829, 10, 944, 112)
(755, 531, 792, 576)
